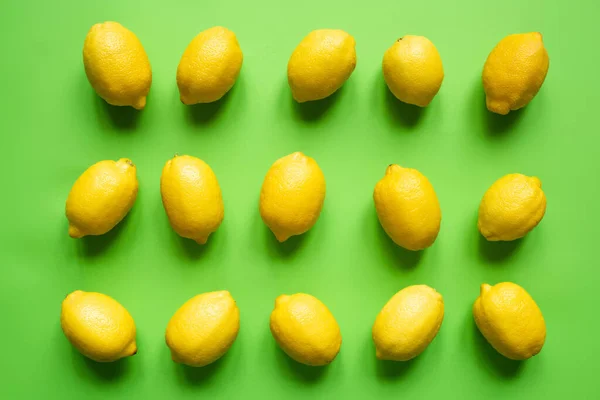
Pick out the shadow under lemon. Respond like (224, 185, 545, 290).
(383, 80, 428, 128)
(92, 90, 140, 131)
(71, 346, 132, 383)
(367, 207, 424, 269)
(75, 212, 133, 258)
(272, 338, 330, 382)
(470, 314, 524, 378)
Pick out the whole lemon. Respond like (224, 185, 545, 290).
(270, 293, 342, 366)
(473, 282, 546, 360)
(383, 35, 444, 107)
(61, 290, 137, 362)
(66, 158, 138, 238)
(288, 29, 356, 102)
(260, 152, 326, 242)
(166, 291, 240, 367)
(478, 173, 546, 241)
(373, 164, 441, 251)
(83, 22, 152, 109)
(373, 285, 444, 361)
(160, 155, 224, 244)
(177, 26, 243, 104)
(483, 33, 549, 115)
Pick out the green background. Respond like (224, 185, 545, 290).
(2, 0, 598, 398)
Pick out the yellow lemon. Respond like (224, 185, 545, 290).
(373, 285, 444, 361)
(478, 173, 546, 241)
(473, 282, 546, 360)
(177, 26, 243, 104)
(373, 165, 441, 251)
(288, 29, 356, 102)
(270, 293, 342, 366)
(160, 155, 224, 244)
(83, 22, 152, 109)
(483, 32, 549, 115)
(166, 291, 240, 367)
(66, 158, 138, 238)
(260, 152, 326, 242)
(61, 290, 137, 362)
(383, 35, 444, 107)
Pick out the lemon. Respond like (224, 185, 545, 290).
(288, 29, 356, 102)
(83, 22, 152, 109)
(61, 290, 137, 362)
(474, 282, 546, 360)
(383, 35, 444, 107)
(373, 164, 441, 251)
(260, 152, 326, 242)
(478, 173, 546, 241)
(166, 291, 240, 367)
(66, 158, 138, 238)
(483, 33, 549, 115)
(270, 293, 342, 366)
(160, 155, 224, 244)
(177, 26, 243, 104)
(373, 285, 444, 361)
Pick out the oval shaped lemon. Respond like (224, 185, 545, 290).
(373, 285, 444, 361)
(478, 173, 546, 241)
(474, 282, 546, 360)
(177, 26, 243, 104)
(61, 290, 137, 362)
(83, 22, 152, 109)
(270, 293, 342, 366)
(260, 152, 325, 242)
(166, 291, 240, 367)
(288, 29, 356, 102)
(374, 164, 441, 250)
(383, 35, 444, 107)
(66, 158, 138, 238)
(483, 32, 549, 115)
(161, 155, 224, 244)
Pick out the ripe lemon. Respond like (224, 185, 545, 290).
(270, 293, 342, 366)
(288, 29, 356, 102)
(61, 290, 137, 362)
(373, 285, 444, 361)
(474, 282, 546, 360)
(160, 155, 224, 244)
(260, 152, 326, 242)
(383, 35, 444, 107)
(83, 22, 152, 109)
(374, 164, 441, 250)
(66, 158, 138, 238)
(483, 33, 549, 115)
(478, 173, 546, 241)
(166, 291, 240, 367)
(177, 26, 243, 104)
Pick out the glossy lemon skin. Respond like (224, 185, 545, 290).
(66, 158, 138, 238)
(483, 32, 549, 115)
(61, 290, 137, 362)
(373, 285, 444, 361)
(374, 164, 441, 251)
(270, 293, 342, 366)
(160, 155, 224, 244)
(474, 282, 546, 360)
(288, 29, 356, 102)
(177, 26, 243, 105)
(478, 173, 546, 241)
(260, 152, 326, 242)
(383, 35, 444, 107)
(83, 22, 152, 109)
(166, 291, 240, 367)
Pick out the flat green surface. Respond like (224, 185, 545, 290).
(2, 0, 599, 398)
